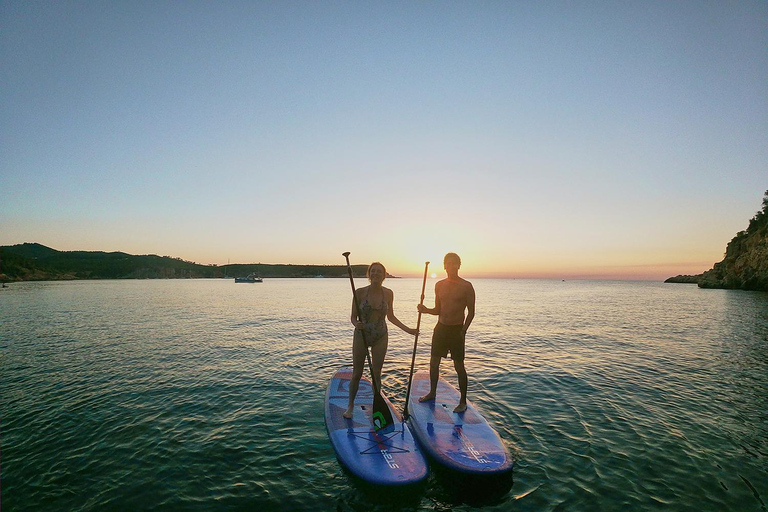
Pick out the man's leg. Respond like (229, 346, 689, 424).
(419, 353, 440, 402)
(453, 358, 467, 413)
(452, 325, 468, 413)
(419, 327, 442, 402)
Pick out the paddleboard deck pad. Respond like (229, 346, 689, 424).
(406, 371, 513, 475)
(324, 368, 428, 485)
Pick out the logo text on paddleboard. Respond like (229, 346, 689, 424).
(380, 449, 400, 469)
(454, 426, 489, 464)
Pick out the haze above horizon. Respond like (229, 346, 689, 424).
(2, 2, 765, 280)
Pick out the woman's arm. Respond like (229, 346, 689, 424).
(385, 288, 417, 335)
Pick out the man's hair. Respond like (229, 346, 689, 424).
(444, 252, 461, 266)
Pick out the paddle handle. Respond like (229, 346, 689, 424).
(403, 261, 429, 419)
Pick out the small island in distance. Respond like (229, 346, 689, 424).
(665, 190, 768, 292)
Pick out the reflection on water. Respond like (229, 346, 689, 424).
(1, 279, 766, 511)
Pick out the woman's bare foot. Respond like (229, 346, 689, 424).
(418, 392, 436, 402)
(343, 408, 354, 419)
(453, 402, 467, 413)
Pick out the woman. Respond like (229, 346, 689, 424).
(344, 262, 417, 419)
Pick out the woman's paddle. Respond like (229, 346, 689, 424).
(403, 261, 429, 419)
(342, 252, 395, 433)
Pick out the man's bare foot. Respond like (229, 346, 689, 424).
(343, 408, 354, 419)
(418, 393, 436, 402)
(453, 402, 467, 413)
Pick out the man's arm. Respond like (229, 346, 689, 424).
(418, 282, 442, 315)
(462, 283, 475, 335)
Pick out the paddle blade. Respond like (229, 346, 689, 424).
(372, 392, 395, 433)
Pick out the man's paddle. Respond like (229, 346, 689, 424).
(342, 252, 395, 433)
(404, 261, 429, 419)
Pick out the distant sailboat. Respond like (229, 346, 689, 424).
(235, 273, 263, 283)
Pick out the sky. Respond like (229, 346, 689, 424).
(1, 1, 766, 279)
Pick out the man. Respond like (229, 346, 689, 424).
(417, 252, 475, 412)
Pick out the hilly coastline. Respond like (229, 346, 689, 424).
(5, 191, 766, 289)
(666, 190, 768, 292)
(0, 243, 369, 282)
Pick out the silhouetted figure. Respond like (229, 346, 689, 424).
(418, 253, 476, 413)
(344, 262, 417, 419)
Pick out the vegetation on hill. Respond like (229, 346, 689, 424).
(0, 243, 369, 282)
(666, 190, 768, 291)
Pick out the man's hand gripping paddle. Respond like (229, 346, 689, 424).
(343, 252, 395, 433)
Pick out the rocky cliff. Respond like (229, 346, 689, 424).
(673, 191, 768, 292)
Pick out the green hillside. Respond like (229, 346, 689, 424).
(0, 243, 369, 282)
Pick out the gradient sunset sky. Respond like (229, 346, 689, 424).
(2, 2, 766, 279)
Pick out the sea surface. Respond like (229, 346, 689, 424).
(2, 278, 767, 511)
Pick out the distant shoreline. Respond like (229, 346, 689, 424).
(0, 243, 375, 282)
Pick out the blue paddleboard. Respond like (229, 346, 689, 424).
(324, 368, 428, 486)
(406, 371, 513, 475)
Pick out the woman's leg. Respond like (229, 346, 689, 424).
(369, 336, 388, 392)
(344, 331, 366, 419)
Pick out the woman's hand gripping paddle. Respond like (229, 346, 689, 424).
(403, 261, 429, 420)
(342, 252, 395, 433)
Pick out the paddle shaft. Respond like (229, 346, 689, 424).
(342, 252, 393, 431)
(403, 261, 429, 419)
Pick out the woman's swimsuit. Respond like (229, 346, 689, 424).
(357, 291, 388, 346)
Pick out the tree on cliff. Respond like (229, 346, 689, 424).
(698, 190, 768, 291)
(746, 189, 768, 234)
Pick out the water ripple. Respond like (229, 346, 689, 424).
(2, 279, 767, 511)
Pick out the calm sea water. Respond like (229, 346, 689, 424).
(2, 278, 767, 511)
